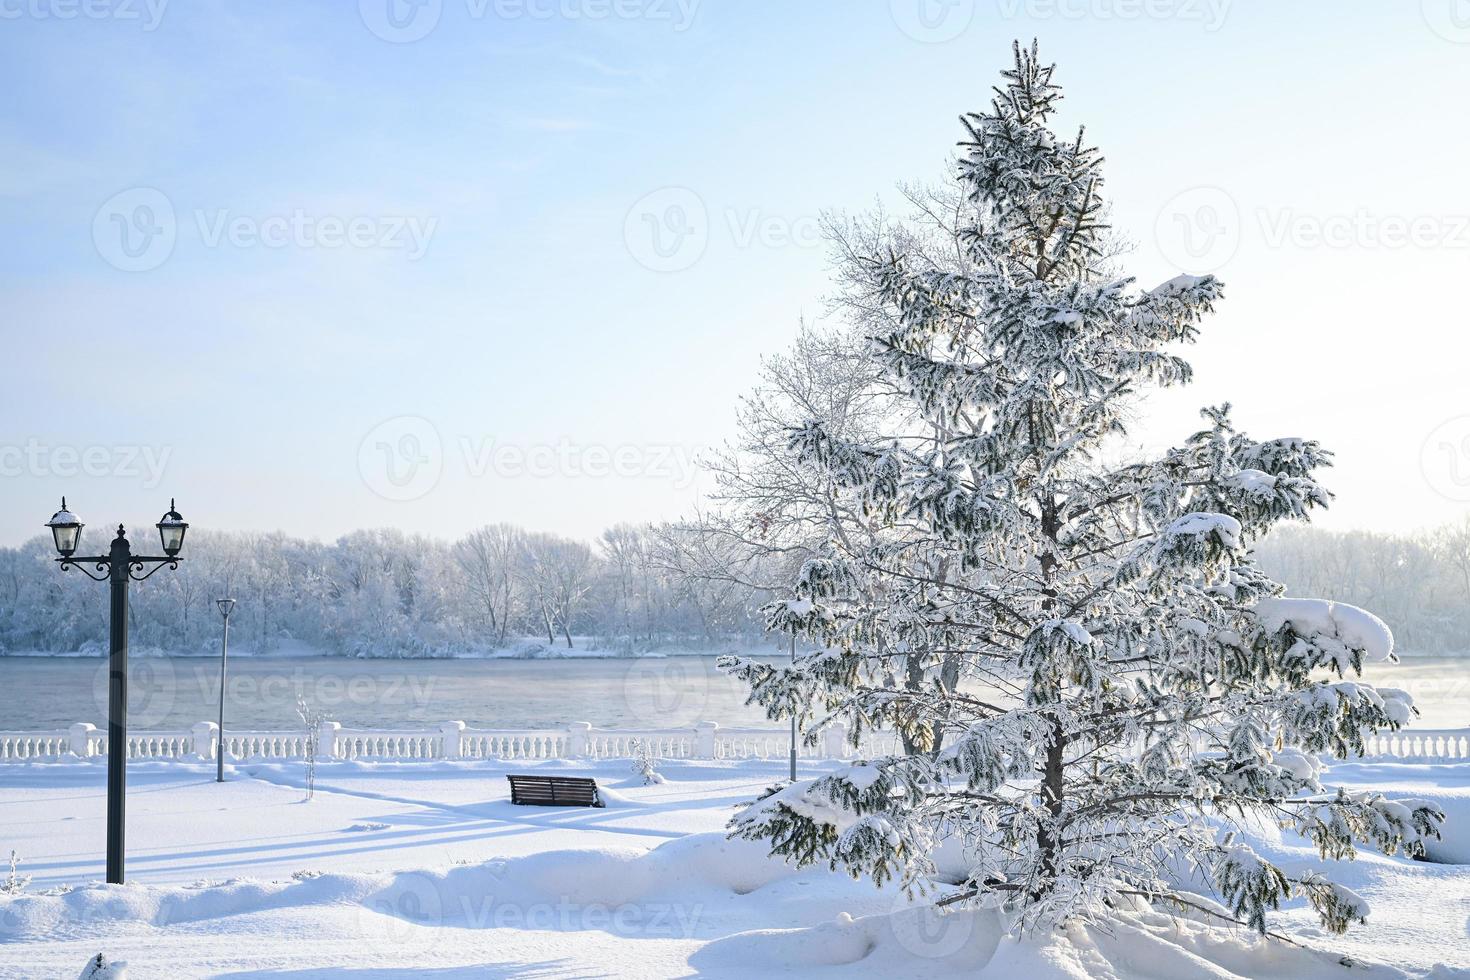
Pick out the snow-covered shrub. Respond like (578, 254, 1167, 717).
(295, 697, 327, 802)
(630, 739, 667, 786)
(77, 953, 128, 979)
(721, 40, 1443, 944)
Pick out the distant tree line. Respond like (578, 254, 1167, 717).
(1, 517, 1465, 658)
(0, 524, 774, 658)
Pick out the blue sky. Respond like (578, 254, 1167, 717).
(3, 0, 1469, 546)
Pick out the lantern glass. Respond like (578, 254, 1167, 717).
(51, 522, 82, 557)
(157, 499, 188, 557)
(45, 498, 83, 558)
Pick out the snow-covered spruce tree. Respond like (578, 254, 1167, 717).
(723, 41, 1443, 938)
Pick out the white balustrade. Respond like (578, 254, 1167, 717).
(459, 730, 566, 760)
(2, 722, 1466, 765)
(0, 732, 68, 760)
(223, 731, 311, 761)
(1360, 728, 1470, 761)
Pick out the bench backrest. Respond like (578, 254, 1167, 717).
(506, 774, 603, 808)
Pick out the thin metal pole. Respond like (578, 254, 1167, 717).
(216, 612, 230, 783)
(106, 530, 130, 885)
(789, 633, 798, 782)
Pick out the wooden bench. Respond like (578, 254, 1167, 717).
(506, 774, 604, 808)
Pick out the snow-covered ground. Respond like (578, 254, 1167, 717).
(1, 758, 1467, 978)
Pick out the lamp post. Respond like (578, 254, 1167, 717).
(45, 497, 188, 885)
(214, 598, 236, 783)
(789, 633, 798, 782)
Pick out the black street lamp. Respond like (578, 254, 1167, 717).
(214, 597, 236, 783)
(46, 497, 188, 885)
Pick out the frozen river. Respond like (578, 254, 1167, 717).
(0, 654, 784, 732)
(0, 653, 1466, 732)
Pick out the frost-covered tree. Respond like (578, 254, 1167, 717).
(724, 42, 1443, 939)
(629, 737, 667, 786)
(456, 524, 525, 646)
(519, 533, 597, 648)
(3, 850, 30, 896)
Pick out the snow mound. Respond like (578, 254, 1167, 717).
(0, 872, 380, 941)
(692, 906, 1411, 979)
(0, 833, 795, 943)
(692, 906, 1005, 977)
